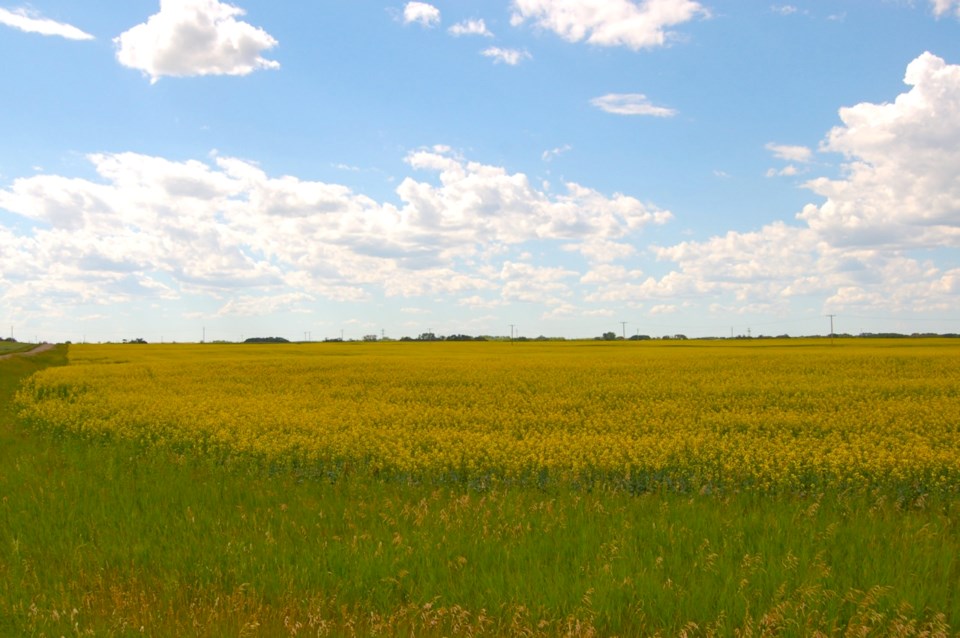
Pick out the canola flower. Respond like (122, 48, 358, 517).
(15, 339, 960, 493)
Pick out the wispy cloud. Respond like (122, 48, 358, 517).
(590, 93, 676, 117)
(0, 7, 93, 40)
(542, 145, 572, 161)
(765, 165, 800, 178)
(931, 0, 960, 18)
(481, 47, 530, 65)
(448, 18, 492, 37)
(771, 5, 799, 16)
(765, 142, 813, 163)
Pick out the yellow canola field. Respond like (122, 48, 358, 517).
(16, 339, 960, 493)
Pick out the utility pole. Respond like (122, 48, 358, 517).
(620, 321, 627, 339)
(509, 324, 515, 342)
(826, 314, 837, 344)
(202, 326, 205, 343)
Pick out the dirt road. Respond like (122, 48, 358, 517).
(0, 343, 57, 361)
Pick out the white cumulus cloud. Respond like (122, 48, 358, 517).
(0, 7, 93, 40)
(800, 51, 960, 248)
(510, 0, 708, 50)
(403, 2, 440, 27)
(634, 52, 960, 317)
(114, 0, 279, 82)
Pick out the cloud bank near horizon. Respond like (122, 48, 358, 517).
(1, 50, 959, 336)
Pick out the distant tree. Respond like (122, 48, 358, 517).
(418, 332, 438, 341)
(244, 337, 290, 344)
(628, 334, 651, 341)
(601, 331, 617, 341)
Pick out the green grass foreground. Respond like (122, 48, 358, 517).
(1, 347, 959, 636)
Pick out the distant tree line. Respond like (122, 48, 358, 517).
(597, 332, 672, 341)
(93, 331, 960, 345)
(400, 333, 490, 342)
(858, 332, 960, 338)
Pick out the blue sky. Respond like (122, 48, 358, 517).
(1, 0, 959, 342)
